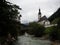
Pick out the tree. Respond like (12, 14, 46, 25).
(0, 0, 21, 44)
(48, 8, 60, 22)
(51, 18, 60, 24)
(48, 8, 60, 41)
(49, 26, 60, 41)
(27, 22, 45, 37)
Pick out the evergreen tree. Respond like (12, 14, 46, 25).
(0, 0, 21, 44)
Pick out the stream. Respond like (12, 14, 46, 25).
(14, 33, 51, 45)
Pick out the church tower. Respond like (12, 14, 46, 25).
(38, 8, 41, 21)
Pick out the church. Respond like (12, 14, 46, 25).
(38, 9, 50, 26)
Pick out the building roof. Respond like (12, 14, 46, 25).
(39, 15, 48, 21)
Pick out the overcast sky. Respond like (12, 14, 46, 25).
(8, 0, 60, 24)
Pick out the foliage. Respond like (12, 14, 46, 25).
(51, 18, 60, 24)
(48, 8, 60, 22)
(48, 26, 60, 41)
(0, 0, 21, 44)
(57, 18, 60, 29)
(47, 10, 60, 41)
(27, 22, 45, 37)
(45, 27, 54, 34)
(45, 26, 60, 41)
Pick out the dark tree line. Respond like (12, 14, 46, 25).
(48, 8, 60, 41)
(48, 8, 60, 22)
(0, 0, 21, 45)
(27, 22, 45, 37)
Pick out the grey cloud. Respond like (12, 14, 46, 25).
(8, 0, 60, 23)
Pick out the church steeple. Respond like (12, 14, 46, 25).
(38, 8, 41, 15)
(38, 8, 41, 21)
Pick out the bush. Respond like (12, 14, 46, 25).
(45, 27, 54, 34)
(48, 18, 60, 41)
(48, 26, 60, 41)
(27, 22, 45, 37)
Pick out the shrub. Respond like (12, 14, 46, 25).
(27, 22, 45, 37)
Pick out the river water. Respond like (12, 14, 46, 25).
(14, 33, 51, 45)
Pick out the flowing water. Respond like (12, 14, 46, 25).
(14, 33, 51, 45)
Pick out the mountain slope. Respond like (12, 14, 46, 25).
(48, 8, 60, 22)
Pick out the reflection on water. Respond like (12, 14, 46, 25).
(14, 33, 51, 45)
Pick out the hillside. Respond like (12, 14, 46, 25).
(48, 8, 60, 22)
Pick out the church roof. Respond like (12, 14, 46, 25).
(39, 15, 48, 21)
